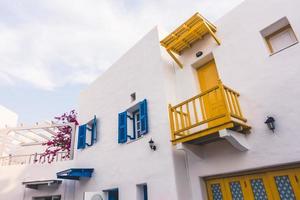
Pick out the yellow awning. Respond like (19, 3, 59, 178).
(160, 13, 220, 68)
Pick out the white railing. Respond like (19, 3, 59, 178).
(0, 152, 69, 166)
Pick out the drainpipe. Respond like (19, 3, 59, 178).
(176, 144, 194, 200)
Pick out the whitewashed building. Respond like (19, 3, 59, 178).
(1, 0, 300, 199)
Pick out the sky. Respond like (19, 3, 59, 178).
(0, 0, 244, 124)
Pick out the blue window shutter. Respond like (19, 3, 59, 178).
(91, 115, 97, 145)
(77, 124, 87, 149)
(139, 99, 148, 135)
(118, 111, 127, 143)
(108, 189, 118, 200)
(143, 185, 148, 200)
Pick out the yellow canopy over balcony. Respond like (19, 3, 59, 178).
(160, 12, 221, 68)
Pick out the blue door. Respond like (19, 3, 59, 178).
(108, 189, 118, 200)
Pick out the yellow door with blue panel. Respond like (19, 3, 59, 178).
(267, 169, 300, 199)
(206, 168, 300, 200)
(197, 60, 226, 128)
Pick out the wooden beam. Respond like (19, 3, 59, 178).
(183, 24, 202, 39)
(42, 128, 57, 136)
(13, 131, 40, 142)
(166, 22, 204, 52)
(29, 130, 51, 140)
(171, 33, 191, 49)
(167, 50, 183, 69)
(203, 22, 221, 45)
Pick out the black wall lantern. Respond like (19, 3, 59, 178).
(265, 116, 275, 132)
(196, 51, 203, 58)
(148, 138, 157, 151)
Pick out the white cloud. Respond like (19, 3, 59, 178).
(0, 0, 244, 90)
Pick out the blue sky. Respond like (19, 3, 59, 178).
(0, 0, 244, 124)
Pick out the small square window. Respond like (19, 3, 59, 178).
(261, 17, 298, 55)
(130, 92, 136, 102)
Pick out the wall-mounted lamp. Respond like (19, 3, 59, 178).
(148, 138, 157, 151)
(265, 116, 275, 132)
(196, 51, 203, 58)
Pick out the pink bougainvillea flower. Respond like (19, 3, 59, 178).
(40, 110, 78, 163)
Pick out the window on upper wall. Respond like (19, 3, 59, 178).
(77, 115, 97, 149)
(118, 99, 148, 144)
(261, 17, 298, 55)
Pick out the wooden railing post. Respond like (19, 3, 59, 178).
(218, 80, 231, 121)
(168, 104, 176, 141)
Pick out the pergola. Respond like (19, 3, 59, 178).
(160, 12, 221, 68)
(0, 122, 76, 152)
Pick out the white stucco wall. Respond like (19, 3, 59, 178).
(0, 161, 76, 200)
(0, 105, 18, 156)
(162, 0, 300, 199)
(1, 0, 300, 199)
(0, 105, 18, 128)
(76, 27, 180, 200)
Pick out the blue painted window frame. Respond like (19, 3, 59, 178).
(143, 185, 148, 200)
(107, 189, 119, 200)
(77, 115, 97, 149)
(118, 99, 148, 144)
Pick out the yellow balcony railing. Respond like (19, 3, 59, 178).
(168, 81, 250, 144)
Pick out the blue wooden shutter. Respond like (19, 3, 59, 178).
(91, 115, 97, 145)
(118, 111, 127, 143)
(108, 189, 118, 200)
(77, 124, 87, 149)
(139, 99, 148, 135)
(143, 185, 148, 200)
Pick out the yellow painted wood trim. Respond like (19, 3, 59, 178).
(205, 164, 300, 181)
(205, 168, 300, 200)
(168, 104, 175, 141)
(172, 85, 219, 108)
(166, 50, 183, 68)
(171, 122, 234, 144)
(174, 114, 226, 135)
(203, 22, 221, 45)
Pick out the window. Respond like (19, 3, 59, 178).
(104, 189, 119, 200)
(137, 184, 148, 200)
(130, 92, 136, 102)
(77, 115, 97, 149)
(118, 99, 148, 144)
(261, 17, 298, 54)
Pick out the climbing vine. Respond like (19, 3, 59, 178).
(40, 110, 78, 163)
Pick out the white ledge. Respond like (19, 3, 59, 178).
(219, 129, 250, 151)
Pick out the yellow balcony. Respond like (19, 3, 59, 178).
(168, 81, 250, 145)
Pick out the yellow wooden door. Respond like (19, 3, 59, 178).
(207, 178, 230, 200)
(245, 174, 274, 200)
(224, 176, 250, 200)
(197, 60, 219, 91)
(197, 60, 226, 127)
(267, 169, 300, 200)
(206, 168, 300, 200)
(295, 169, 300, 189)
